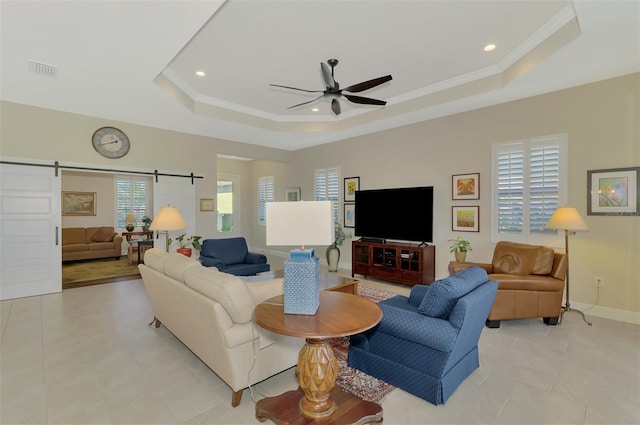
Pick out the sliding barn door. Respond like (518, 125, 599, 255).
(0, 163, 61, 300)
(153, 176, 196, 253)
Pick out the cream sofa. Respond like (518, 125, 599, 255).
(138, 248, 303, 407)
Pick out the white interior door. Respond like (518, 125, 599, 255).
(0, 163, 61, 300)
(153, 176, 196, 253)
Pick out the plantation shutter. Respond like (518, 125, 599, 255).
(258, 176, 275, 223)
(493, 134, 566, 244)
(115, 176, 152, 229)
(315, 167, 340, 223)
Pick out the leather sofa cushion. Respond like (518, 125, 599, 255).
(62, 244, 88, 252)
(184, 266, 254, 324)
(418, 266, 488, 319)
(492, 241, 554, 275)
(489, 274, 565, 291)
(89, 242, 115, 250)
(201, 237, 248, 266)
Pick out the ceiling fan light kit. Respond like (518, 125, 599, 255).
(270, 58, 392, 116)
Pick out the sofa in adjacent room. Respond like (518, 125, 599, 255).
(61, 226, 123, 262)
(199, 237, 270, 276)
(347, 267, 498, 405)
(448, 241, 567, 328)
(138, 248, 302, 407)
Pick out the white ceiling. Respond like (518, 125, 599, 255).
(1, 0, 638, 152)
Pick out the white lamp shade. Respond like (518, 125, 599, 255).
(124, 213, 136, 223)
(266, 201, 334, 247)
(149, 206, 187, 231)
(545, 206, 588, 231)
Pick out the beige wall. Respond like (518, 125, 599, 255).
(1, 73, 638, 322)
(61, 171, 117, 229)
(250, 73, 640, 322)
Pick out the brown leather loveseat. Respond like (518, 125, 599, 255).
(448, 241, 567, 328)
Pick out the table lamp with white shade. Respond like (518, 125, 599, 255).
(266, 201, 334, 315)
(124, 213, 136, 231)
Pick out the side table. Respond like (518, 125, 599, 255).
(136, 239, 154, 264)
(254, 291, 383, 424)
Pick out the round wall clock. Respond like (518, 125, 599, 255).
(92, 127, 130, 158)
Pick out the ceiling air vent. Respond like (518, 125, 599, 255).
(28, 60, 57, 78)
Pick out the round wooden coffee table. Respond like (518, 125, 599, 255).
(254, 291, 383, 424)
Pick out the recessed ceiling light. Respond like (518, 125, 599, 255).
(311, 108, 319, 112)
(195, 70, 206, 77)
(484, 44, 496, 52)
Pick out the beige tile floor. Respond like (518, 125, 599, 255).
(1, 259, 639, 424)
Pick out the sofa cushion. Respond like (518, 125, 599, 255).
(62, 228, 86, 245)
(164, 253, 201, 283)
(201, 237, 248, 266)
(144, 248, 168, 272)
(184, 267, 254, 324)
(90, 227, 117, 242)
(86, 227, 115, 244)
(418, 266, 488, 319)
(492, 241, 554, 275)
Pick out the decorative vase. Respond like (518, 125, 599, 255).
(326, 243, 340, 272)
(455, 251, 466, 263)
(177, 248, 192, 257)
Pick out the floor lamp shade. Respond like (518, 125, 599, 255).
(149, 206, 187, 251)
(266, 201, 334, 315)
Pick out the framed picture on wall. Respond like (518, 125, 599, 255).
(344, 177, 360, 202)
(587, 167, 639, 216)
(199, 198, 214, 212)
(62, 191, 96, 216)
(452, 173, 480, 200)
(285, 187, 301, 202)
(452, 206, 479, 232)
(344, 203, 355, 228)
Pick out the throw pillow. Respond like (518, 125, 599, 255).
(91, 228, 116, 242)
(418, 266, 488, 319)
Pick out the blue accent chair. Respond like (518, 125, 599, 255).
(199, 237, 270, 276)
(347, 267, 498, 405)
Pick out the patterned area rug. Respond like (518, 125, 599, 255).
(62, 256, 140, 285)
(330, 285, 398, 404)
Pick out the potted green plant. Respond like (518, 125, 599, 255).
(172, 234, 202, 257)
(449, 236, 472, 263)
(141, 216, 153, 231)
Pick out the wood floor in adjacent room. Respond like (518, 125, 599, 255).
(1, 261, 638, 424)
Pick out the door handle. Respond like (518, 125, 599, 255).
(56, 226, 59, 245)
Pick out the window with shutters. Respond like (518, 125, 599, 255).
(115, 175, 153, 230)
(492, 134, 567, 245)
(314, 167, 340, 223)
(258, 176, 275, 224)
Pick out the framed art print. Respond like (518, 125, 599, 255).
(587, 166, 639, 216)
(452, 206, 479, 232)
(344, 203, 355, 228)
(285, 187, 301, 202)
(452, 173, 480, 200)
(344, 177, 360, 202)
(200, 198, 214, 212)
(62, 191, 96, 216)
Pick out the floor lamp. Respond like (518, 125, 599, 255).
(149, 205, 187, 251)
(545, 206, 591, 326)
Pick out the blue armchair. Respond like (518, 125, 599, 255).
(199, 237, 270, 276)
(347, 267, 498, 405)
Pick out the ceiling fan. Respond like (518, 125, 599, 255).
(270, 58, 392, 116)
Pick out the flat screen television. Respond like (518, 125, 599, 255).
(354, 186, 433, 244)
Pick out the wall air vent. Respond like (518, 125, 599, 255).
(28, 60, 57, 78)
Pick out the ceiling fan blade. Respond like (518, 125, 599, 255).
(270, 84, 322, 93)
(321, 62, 337, 89)
(331, 98, 341, 115)
(286, 95, 325, 109)
(343, 75, 392, 93)
(344, 94, 387, 106)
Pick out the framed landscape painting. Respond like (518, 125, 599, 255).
(452, 206, 479, 232)
(587, 166, 639, 216)
(62, 191, 96, 216)
(452, 173, 480, 200)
